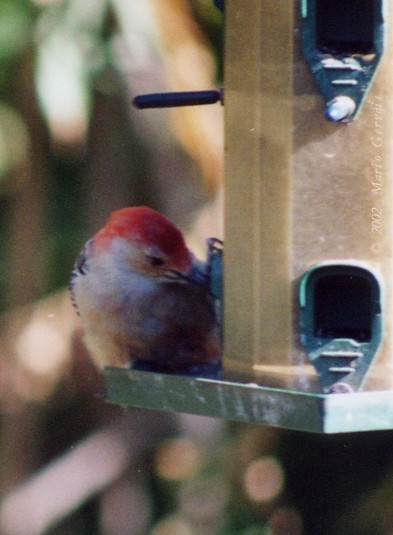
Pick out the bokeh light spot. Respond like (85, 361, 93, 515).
(243, 456, 285, 503)
(154, 437, 202, 481)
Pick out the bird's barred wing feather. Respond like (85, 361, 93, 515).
(69, 239, 92, 313)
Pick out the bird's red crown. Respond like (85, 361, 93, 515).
(93, 206, 192, 271)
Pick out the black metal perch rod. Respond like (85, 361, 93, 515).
(133, 89, 224, 109)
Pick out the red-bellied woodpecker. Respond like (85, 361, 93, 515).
(70, 206, 221, 373)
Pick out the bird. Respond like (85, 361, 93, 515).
(70, 206, 221, 374)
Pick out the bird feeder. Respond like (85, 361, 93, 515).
(105, 0, 393, 433)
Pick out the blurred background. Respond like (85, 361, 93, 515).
(1, 1, 393, 534)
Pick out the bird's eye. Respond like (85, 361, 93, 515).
(146, 255, 165, 267)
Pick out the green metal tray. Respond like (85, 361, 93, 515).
(104, 366, 393, 434)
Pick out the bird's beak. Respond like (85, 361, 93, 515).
(167, 263, 210, 288)
(188, 264, 210, 287)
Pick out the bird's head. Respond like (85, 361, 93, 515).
(92, 206, 203, 282)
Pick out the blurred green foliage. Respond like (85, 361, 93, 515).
(0, 0, 109, 311)
(0, 0, 34, 85)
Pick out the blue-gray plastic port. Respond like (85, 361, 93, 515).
(301, 0, 386, 121)
(299, 263, 383, 392)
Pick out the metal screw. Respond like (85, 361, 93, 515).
(325, 96, 356, 122)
